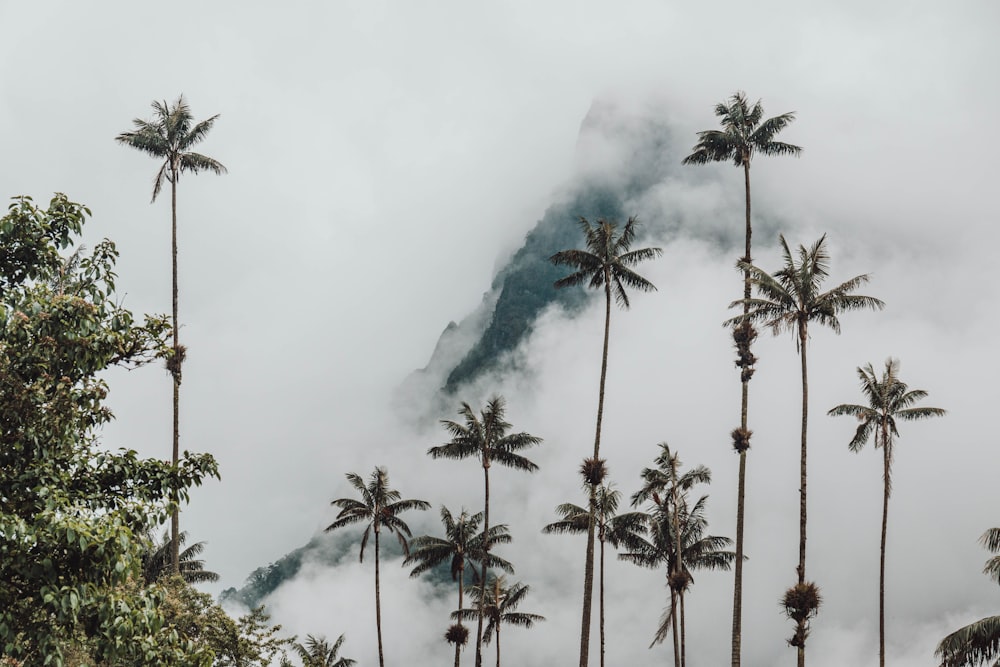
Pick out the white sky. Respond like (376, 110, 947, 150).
(2, 1, 998, 665)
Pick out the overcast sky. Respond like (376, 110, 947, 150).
(2, 1, 998, 665)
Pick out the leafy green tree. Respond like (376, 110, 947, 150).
(626, 446, 733, 667)
(404, 507, 514, 667)
(140, 530, 220, 586)
(428, 396, 542, 667)
(682, 91, 801, 667)
(828, 359, 945, 667)
(116, 96, 227, 573)
(543, 484, 646, 667)
(0, 194, 219, 666)
(550, 216, 661, 667)
(325, 467, 430, 667)
(936, 528, 1000, 667)
(729, 234, 884, 664)
(290, 634, 355, 667)
(454, 576, 545, 667)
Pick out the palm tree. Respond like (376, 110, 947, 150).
(140, 529, 219, 586)
(428, 396, 541, 667)
(455, 576, 545, 667)
(682, 91, 801, 667)
(325, 466, 430, 667)
(291, 634, 356, 667)
(550, 215, 661, 667)
(116, 95, 226, 573)
(542, 484, 647, 667)
(621, 494, 735, 667)
(728, 234, 884, 665)
(936, 528, 1000, 667)
(828, 359, 945, 667)
(404, 507, 515, 667)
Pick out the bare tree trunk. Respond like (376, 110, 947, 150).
(670, 587, 679, 667)
(580, 281, 612, 667)
(170, 175, 180, 575)
(455, 565, 464, 667)
(680, 590, 687, 667)
(599, 533, 605, 667)
(732, 157, 753, 667)
(495, 626, 501, 667)
(477, 465, 491, 667)
(375, 529, 385, 667)
(879, 440, 890, 667)
(797, 330, 809, 667)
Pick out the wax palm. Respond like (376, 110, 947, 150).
(291, 634, 356, 667)
(140, 529, 218, 586)
(428, 396, 541, 667)
(728, 234, 883, 664)
(621, 494, 735, 667)
(405, 507, 515, 667)
(116, 95, 226, 573)
(325, 466, 430, 667)
(936, 528, 1000, 667)
(543, 484, 647, 667)
(455, 576, 545, 667)
(683, 91, 800, 667)
(829, 359, 945, 667)
(550, 215, 661, 667)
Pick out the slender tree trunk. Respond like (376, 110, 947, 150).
(797, 328, 809, 667)
(732, 157, 752, 667)
(599, 532, 605, 667)
(495, 626, 501, 667)
(680, 590, 687, 667)
(476, 464, 491, 667)
(456, 565, 464, 667)
(580, 281, 612, 667)
(879, 439, 890, 667)
(375, 529, 385, 667)
(670, 587, 679, 667)
(170, 175, 180, 575)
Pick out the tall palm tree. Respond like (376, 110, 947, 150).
(454, 576, 545, 667)
(550, 215, 661, 667)
(936, 528, 1000, 667)
(291, 634, 356, 667)
(325, 466, 430, 667)
(682, 91, 801, 667)
(116, 95, 226, 573)
(542, 484, 647, 667)
(729, 234, 884, 665)
(828, 359, 945, 667)
(404, 507, 515, 667)
(428, 396, 541, 667)
(621, 493, 735, 667)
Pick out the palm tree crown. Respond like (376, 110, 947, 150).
(140, 530, 219, 586)
(115, 95, 227, 203)
(291, 634, 356, 667)
(326, 467, 430, 561)
(728, 234, 885, 350)
(428, 396, 542, 473)
(682, 91, 801, 170)
(550, 216, 661, 309)
(405, 507, 514, 581)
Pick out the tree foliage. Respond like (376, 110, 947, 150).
(0, 194, 219, 666)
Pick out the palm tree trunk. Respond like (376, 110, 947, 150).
(680, 590, 687, 667)
(476, 465, 490, 667)
(797, 329, 808, 667)
(599, 532, 605, 667)
(456, 565, 464, 667)
(495, 625, 501, 667)
(170, 175, 180, 575)
(580, 282, 612, 667)
(670, 587, 680, 667)
(879, 441, 890, 667)
(375, 529, 385, 667)
(732, 157, 752, 667)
